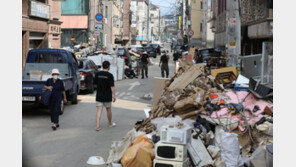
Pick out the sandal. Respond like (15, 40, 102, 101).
(108, 122, 116, 128)
(52, 125, 57, 131)
(95, 127, 102, 131)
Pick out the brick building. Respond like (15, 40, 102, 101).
(122, 0, 131, 46)
(22, 0, 62, 69)
(208, 0, 273, 55)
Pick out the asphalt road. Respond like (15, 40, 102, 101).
(22, 43, 175, 167)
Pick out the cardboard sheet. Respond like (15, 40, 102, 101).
(152, 77, 170, 108)
(168, 65, 202, 91)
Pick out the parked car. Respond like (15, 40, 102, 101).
(174, 45, 183, 56)
(117, 47, 131, 66)
(150, 44, 161, 55)
(174, 44, 189, 56)
(22, 49, 81, 114)
(144, 46, 156, 58)
(130, 45, 145, 55)
(77, 58, 98, 93)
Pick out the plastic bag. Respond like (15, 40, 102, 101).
(121, 135, 154, 167)
(106, 129, 137, 164)
(256, 122, 273, 136)
(219, 130, 243, 167)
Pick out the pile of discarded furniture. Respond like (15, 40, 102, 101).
(106, 60, 273, 167)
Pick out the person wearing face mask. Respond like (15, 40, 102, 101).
(44, 69, 67, 130)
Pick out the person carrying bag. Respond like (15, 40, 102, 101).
(44, 69, 67, 131)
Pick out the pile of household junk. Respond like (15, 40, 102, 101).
(106, 60, 273, 167)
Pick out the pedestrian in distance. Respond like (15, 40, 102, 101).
(140, 52, 150, 79)
(159, 51, 170, 78)
(44, 69, 67, 131)
(94, 61, 116, 131)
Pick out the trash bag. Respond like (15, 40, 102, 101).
(219, 130, 243, 167)
(121, 135, 154, 167)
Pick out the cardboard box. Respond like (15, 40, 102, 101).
(29, 70, 42, 80)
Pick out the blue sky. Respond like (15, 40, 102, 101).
(150, 0, 178, 16)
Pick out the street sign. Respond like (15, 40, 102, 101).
(94, 21, 103, 35)
(188, 29, 194, 37)
(95, 13, 104, 22)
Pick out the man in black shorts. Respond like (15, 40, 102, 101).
(140, 52, 150, 79)
(94, 61, 116, 131)
(159, 51, 170, 78)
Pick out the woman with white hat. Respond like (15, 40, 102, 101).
(44, 69, 67, 130)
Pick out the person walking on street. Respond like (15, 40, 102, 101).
(159, 51, 170, 78)
(140, 52, 150, 79)
(44, 69, 67, 131)
(94, 61, 116, 131)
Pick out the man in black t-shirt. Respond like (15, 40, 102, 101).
(173, 51, 179, 62)
(140, 52, 149, 79)
(94, 61, 116, 131)
(159, 51, 170, 78)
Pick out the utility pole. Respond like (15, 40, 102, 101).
(88, 0, 95, 46)
(158, 9, 160, 42)
(226, 0, 241, 67)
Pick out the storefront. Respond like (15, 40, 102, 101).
(22, 0, 50, 69)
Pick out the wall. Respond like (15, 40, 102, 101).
(240, 0, 271, 26)
(190, 0, 203, 47)
(112, 0, 123, 48)
(149, 6, 160, 42)
(61, 0, 89, 15)
(22, 0, 50, 69)
(48, 0, 62, 49)
(102, 1, 113, 49)
(123, 0, 131, 42)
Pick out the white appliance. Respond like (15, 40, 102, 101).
(160, 125, 192, 145)
(155, 141, 187, 162)
(109, 65, 118, 81)
(117, 58, 124, 80)
(153, 158, 189, 167)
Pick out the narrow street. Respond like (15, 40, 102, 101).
(22, 44, 175, 167)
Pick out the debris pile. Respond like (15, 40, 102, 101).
(106, 60, 273, 167)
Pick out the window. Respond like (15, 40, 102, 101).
(151, 14, 154, 17)
(33, 54, 63, 63)
(201, 2, 203, 9)
(105, 6, 108, 18)
(200, 23, 203, 32)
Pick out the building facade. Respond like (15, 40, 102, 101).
(22, 0, 62, 69)
(209, 0, 273, 54)
(240, 0, 273, 55)
(60, 0, 89, 47)
(112, 0, 124, 48)
(202, 0, 214, 48)
(149, 4, 161, 43)
(131, 0, 150, 45)
(122, 0, 132, 46)
(188, 0, 203, 48)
